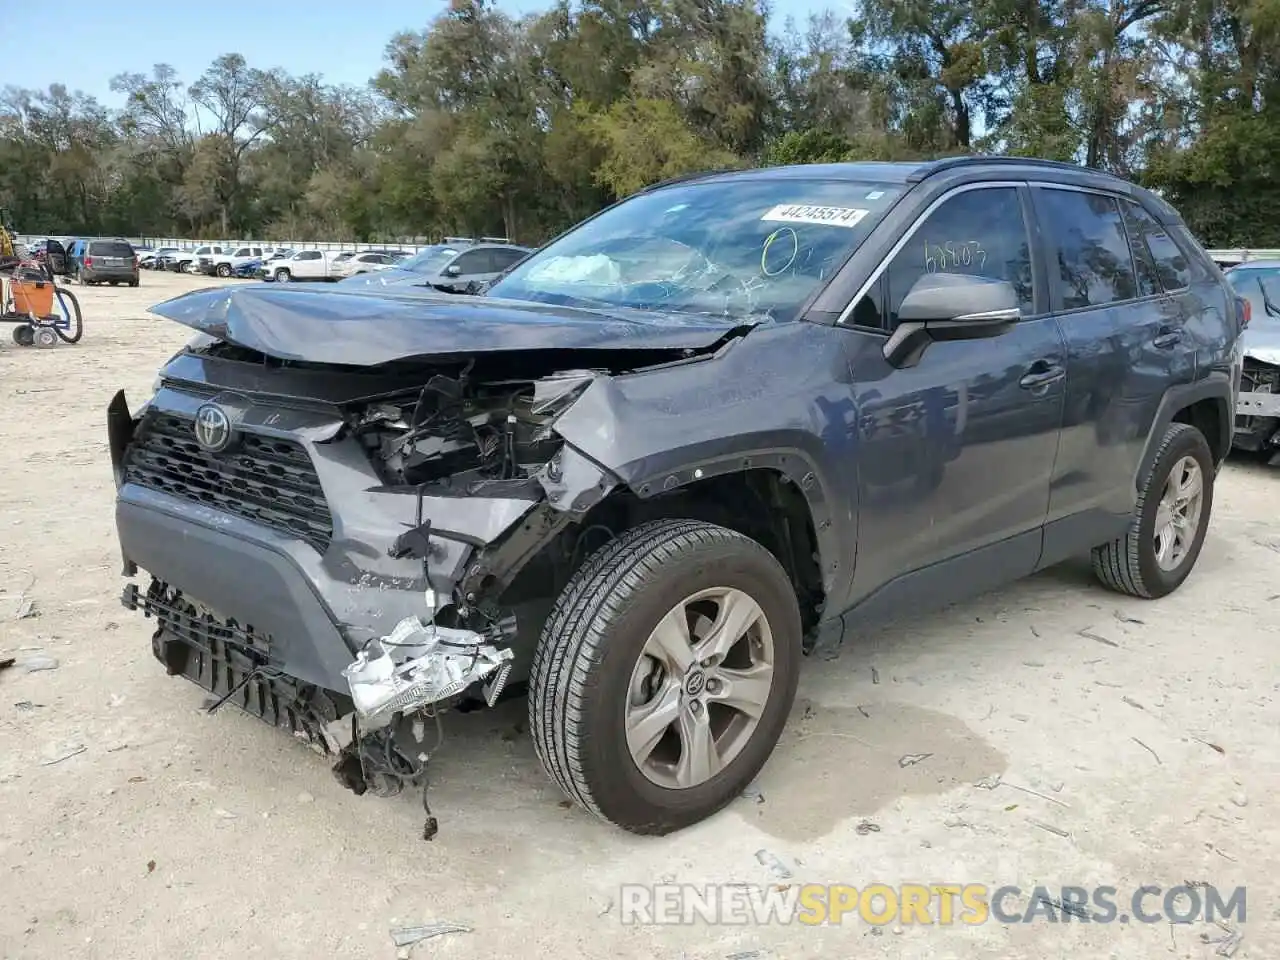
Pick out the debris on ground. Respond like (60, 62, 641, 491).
(741, 781, 765, 804)
(1078, 628, 1119, 648)
(1029, 818, 1071, 839)
(1229, 792, 1248, 808)
(1203, 921, 1244, 957)
(389, 921, 472, 948)
(1113, 611, 1145, 625)
(943, 816, 971, 829)
(0, 656, 13, 671)
(296, 791, 315, 804)
(754, 849, 794, 881)
(213, 809, 238, 820)
(1192, 737, 1227, 755)
(974, 775, 1002, 790)
(1132, 738, 1161, 765)
(726, 951, 768, 959)
(1122, 696, 1146, 711)
(39, 741, 85, 766)
(21, 654, 58, 673)
(898, 753, 932, 768)
(1035, 892, 1090, 919)
(146, 860, 156, 874)
(855, 820, 880, 835)
(14, 700, 42, 711)
(870, 667, 880, 684)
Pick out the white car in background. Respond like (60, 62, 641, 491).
(259, 249, 343, 282)
(331, 250, 409, 279)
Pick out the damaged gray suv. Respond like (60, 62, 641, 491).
(109, 157, 1243, 837)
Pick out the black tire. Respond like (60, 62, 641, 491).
(275, 268, 290, 283)
(129, 279, 139, 288)
(530, 519, 802, 835)
(53, 288, 83, 344)
(216, 263, 232, 278)
(108, 280, 119, 286)
(1093, 422, 1214, 599)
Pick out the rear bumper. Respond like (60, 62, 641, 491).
(84, 267, 137, 282)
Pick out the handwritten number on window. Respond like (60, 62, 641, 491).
(923, 241, 987, 273)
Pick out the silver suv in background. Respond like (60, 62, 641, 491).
(337, 241, 532, 292)
(1223, 260, 1280, 457)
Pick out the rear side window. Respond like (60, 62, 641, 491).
(1038, 189, 1137, 309)
(452, 249, 496, 274)
(89, 240, 134, 257)
(1122, 203, 1191, 291)
(296, 251, 321, 261)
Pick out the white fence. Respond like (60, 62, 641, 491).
(15, 235, 506, 255)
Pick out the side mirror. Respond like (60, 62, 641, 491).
(444, 264, 463, 277)
(883, 273, 1020, 368)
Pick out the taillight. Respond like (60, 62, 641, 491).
(84, 256, 93, 267)
(1239, 296, 1251, 329)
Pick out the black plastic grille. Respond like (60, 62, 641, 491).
(124, 580, 346, 748)
(123, 410, 333, 551)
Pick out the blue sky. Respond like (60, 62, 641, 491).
(6, 0, 848, 107)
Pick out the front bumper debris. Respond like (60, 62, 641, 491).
(343, 614, 514, 724)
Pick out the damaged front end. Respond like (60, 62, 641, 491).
(110, 285, 742, 836)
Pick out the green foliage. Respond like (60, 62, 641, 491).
(2, 0, 1280, 244)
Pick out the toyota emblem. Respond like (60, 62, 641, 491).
(193, 404, 233, 453)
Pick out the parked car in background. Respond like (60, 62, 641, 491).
(206, 245, 268, 277)
(71, 238, 139, 286)
(180, 244, 227, 274)
(332, 250, 409, 279)
(140, 247, 183, 269)
(1223, 260, 1280, 457)
(258, 249, 342, 282)
(337, 242, 531, 292)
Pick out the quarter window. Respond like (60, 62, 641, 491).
(852, 186, 1034, 330)
(1039, 189, 1138, 309)
(1122, 202, 1191, 291)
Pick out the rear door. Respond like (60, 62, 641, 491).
(1032, 185, 1197, 564)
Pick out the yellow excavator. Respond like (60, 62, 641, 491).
(0, 210, 14, 259)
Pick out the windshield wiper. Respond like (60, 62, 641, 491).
(1258, 281, 1280, 318)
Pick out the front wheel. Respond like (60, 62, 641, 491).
(530, 519, 802, 835)
(275, 269, 290, 283)
(216, 263, 232, 278)
(1093, 422, 1214, 599)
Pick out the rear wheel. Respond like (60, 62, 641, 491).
(108, 280, 119, 286)
(1093, 422, 1214, 599)
(530, 519, 802, 835)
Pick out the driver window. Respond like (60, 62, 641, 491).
(854, 187, 1034, 330)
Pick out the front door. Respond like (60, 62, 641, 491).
(839, 183, 1066, 612)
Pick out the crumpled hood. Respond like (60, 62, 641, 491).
(1244, 317, 1280, 366)
(149, 284, 746, 366)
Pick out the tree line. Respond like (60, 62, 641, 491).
(2, 0, 1278, 248)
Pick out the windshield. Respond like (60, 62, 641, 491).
(398, 246, 461, 274)
(488, 178, 901, 322)
(1227, 267, 1280, 321)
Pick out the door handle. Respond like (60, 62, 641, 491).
(1153, 327, 1183, 349)
(1019, 363, 1066, 390)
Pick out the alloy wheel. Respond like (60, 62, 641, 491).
(1153, 455, 1204, 571)
(625, 587, 775, 790)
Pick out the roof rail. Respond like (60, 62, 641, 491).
(479, 236, 510, 244)
(638, 168, 732, 193)
(442, 236, 475, 244)
(909, 155, 1128, 183)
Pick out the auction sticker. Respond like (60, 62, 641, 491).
(761, 204, 870, 228)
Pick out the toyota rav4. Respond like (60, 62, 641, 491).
(109, 157, 1243, 838)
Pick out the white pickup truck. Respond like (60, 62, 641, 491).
(258, 249, 342, 282)
(206, 245, 267, 277)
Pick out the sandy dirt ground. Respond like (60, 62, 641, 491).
(1, 269, 1277, 959)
